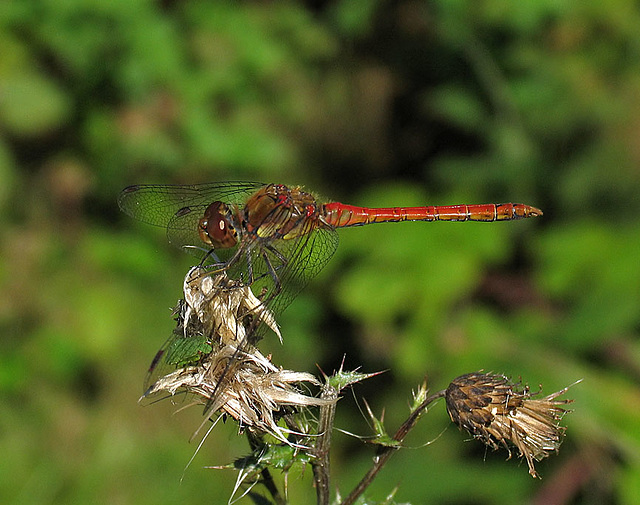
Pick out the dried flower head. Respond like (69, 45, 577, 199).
(145, 345, 329, 441)
(445, 371, 576, 477)
(143, 267, 333, 443)
(183, 266, 282, 344)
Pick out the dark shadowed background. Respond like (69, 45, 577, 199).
(1, 1, 639, 504)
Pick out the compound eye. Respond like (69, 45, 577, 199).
(198, 202, 238, 248)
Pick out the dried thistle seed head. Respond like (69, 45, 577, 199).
(183, 266, 282, 344)
(145, 344, 333, 443)
(143, 267, 333, 444)
(445, 371, 576, 478)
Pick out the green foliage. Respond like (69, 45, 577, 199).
(1, 0, 639, 504)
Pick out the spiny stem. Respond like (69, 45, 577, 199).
(312, 382, 339, 505)
(340, 390, 446, 505)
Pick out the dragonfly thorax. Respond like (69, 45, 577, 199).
(243, 184, 320, 240)
(198, 201, 239, 248)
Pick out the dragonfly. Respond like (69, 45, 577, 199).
(118, 182, 542, 395)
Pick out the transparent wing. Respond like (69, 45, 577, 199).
(222, 224, 340, 327)
(118, 181, 265, 252)
(118, 182, 265, 227)
(265, 226, 339, 316)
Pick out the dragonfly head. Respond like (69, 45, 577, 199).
(199, 201, 238, 248)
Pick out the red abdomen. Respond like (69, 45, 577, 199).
(322, 202, 542, 228)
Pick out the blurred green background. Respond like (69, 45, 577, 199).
(1, 1, 639, 504)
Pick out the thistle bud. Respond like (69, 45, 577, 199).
(445, 371, 575, 478)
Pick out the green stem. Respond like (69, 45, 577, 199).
(340, 390, 446, 505)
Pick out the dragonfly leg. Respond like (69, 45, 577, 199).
(260, 246, 284, 302)
(198, 247, 221, 266)
(244, 247, 254, 286)
(264, 243, 288, 273)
